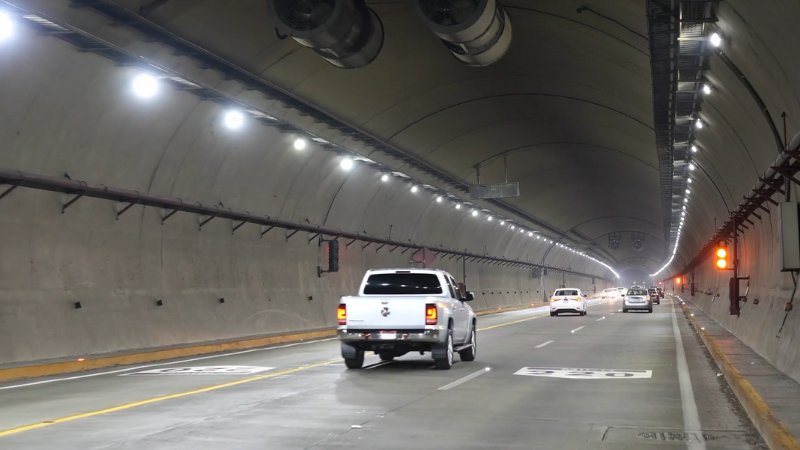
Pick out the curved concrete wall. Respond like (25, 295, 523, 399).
(0, 24, 611, 364)
(671, 1, 800, 384)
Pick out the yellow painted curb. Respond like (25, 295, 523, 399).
(0, 301, 555, 384)
(682, 303, 800, 450)
(0, 328, 337, 384)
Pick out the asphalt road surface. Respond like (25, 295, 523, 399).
(0, 295, 766, 449)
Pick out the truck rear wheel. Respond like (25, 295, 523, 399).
(378, 351, 394, 361)
(344, 350, 364, 369)
(459, 327, 477, 361)
(433, 329, 454, 370)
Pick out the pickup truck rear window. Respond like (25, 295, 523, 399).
(363, 274, 443, 295)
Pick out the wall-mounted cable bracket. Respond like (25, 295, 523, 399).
(0, 184, 18, 201)
(116, 201, 136, 219)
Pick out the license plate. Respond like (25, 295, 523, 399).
(378, 331, 397, 340)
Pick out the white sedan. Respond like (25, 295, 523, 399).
(550, 288, 588, 316)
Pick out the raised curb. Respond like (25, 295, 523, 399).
(0, 328, 337, 383)
(0, 302, 548, 383)
(680, 299, 800, 450)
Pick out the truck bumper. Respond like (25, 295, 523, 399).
(337, 328, 442, 344)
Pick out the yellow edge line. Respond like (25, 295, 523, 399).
(682, 304, 800, 450)
(0, 307, 550, 438)
(0, 358, 340, 438)
(0, 329, 337, 383)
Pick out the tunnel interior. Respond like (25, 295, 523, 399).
(0, 0, 799, 387)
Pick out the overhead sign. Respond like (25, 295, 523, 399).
(514, 367, 652, 379)
(469, 182, 520, 199)
(126, 366, 274, 376)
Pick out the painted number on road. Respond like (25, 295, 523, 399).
(514, 367, 652, 379)
(126, 366, 274, 376)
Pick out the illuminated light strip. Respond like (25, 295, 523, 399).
(0, 359, 340, 438)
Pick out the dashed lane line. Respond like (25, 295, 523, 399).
(570, 326, 585, 334)
(535, 340, 555, 349)
(438, 367, 491, 391)
(595, 317, 606, 321)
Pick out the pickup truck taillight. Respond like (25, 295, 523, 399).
(337, 304, 347, 325)
(425, 304, 438, 325)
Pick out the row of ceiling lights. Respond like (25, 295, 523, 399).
(650, 31, 724, 278)
(0, 8, 620, 279)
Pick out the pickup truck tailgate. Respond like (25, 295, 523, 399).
(344, 296, 431, 329)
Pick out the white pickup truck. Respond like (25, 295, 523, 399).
(337, 268, 477, 369)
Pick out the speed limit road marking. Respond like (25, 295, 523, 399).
(123, 366, 275, 376)
(514, 367, 652, 379)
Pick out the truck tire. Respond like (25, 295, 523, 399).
(378, 351, 394, 361)
(459, 327, 477, 362)
(344, 350, 364, 369)
(433, 328, 454, 370)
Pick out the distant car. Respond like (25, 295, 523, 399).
(617, 287, 628, 296)
(657, 287, 664, 298)
(623, 288, 652, 313)
(602, 288, 618, 299)
(550, 288, 587, 316)
(647, 287, 660, 305)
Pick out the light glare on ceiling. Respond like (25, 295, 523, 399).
(223, 110, 245, 130)
(710, 32, 722, 47)
(410, 185, 418, 193)
(132, 73, 159, 99)
(702, 84, 712, 95)
(688, 163, 696, 171)
(293, 138, 307, 151)
(0, 11, 13, 42)
(691, 145, 698, 153)
(340, 157, 354, 171)
(695, 119, 704, 129)
(380, 173, 389, 182)
(471, 209, 479, 217)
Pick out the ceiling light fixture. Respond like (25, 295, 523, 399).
(293, 138, 307, 151)
(340, 157, 354, 171)
(435, 195, 443, 203)
(223, 110, 245, 130)
(380, 173, 389, 182)
(695, 119, 704, 129)
(710, 32, 722, 47)
(0, 11, 13, 42)
(471, 209, 479, 217)
(691, 145, 698, 153)
(702, 83, 712, 95)
(132, 73, 160, 99)
(410, 185, 418, 193)
(688, 163, 696, 171)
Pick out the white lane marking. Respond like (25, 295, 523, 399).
(122, 366, 274, 376)
(514, 367, 652, 379)
(671, 300, 706, 450)
(535, 340, 554, 349)
(570, 326, 585, 333)
(595, 317, 606, 321)
(618, 309, 623, 312)
(0, 338, 338, 391)
(609, 313, 615, 316)
(438, 367, 491, 390)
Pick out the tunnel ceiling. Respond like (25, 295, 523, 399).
(34, 0, 666, 274)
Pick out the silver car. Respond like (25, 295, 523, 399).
(622, 288, 652, 313)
